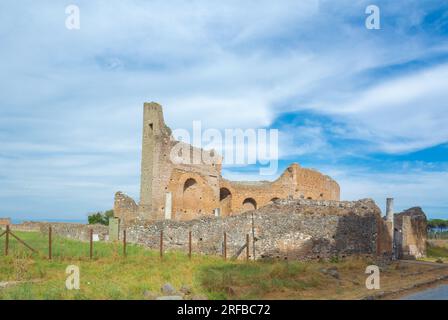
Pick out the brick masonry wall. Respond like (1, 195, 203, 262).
(117, 102, 340, 223)
(394, 207, 427, 259)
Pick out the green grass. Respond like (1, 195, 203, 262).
(0, 231, 369, 300)
(427, 242, 448, 259)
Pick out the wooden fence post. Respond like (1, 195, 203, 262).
(223, 232, 227, 260)
(160, 230, 163, 259)
(123, 230, 127, 257)
(246, 233, 250, 261)
(49, 226, 52, 260)
(188, 231, 192, 259)
(5, 225, 9, 256)
(89, 229, 93, 259)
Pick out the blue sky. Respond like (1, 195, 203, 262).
(0, 0, 447, 222)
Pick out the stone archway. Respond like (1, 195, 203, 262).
(242, 198, 257, 212)
(219, 188, 232, 216)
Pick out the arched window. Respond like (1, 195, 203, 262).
(220, 188, 231, 201)
(182, 178, 202, 219)
(219, 188, 232, 216)
(242, 198, 257, 212)
(183, 178, 197, 192)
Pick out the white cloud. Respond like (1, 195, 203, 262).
(331, 166, 448, 217)
(0, 1, 447, 219)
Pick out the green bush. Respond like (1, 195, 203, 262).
(87, 210, 114, 225)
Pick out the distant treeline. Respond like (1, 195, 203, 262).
(427, 219, 448, 239)
(427, 219, 448, 231)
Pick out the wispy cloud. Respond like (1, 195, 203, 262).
(0, 0, 447, 219)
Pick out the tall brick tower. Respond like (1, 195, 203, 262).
(139, 102, 171, 218)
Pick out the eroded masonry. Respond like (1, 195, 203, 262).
(112, 102, 427, 260)
(115, 102, 340, 225)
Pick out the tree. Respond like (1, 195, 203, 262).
(88, 210, 114, 226)
(428, 219, 448, 233)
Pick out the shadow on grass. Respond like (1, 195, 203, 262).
(196, 260, 323, 300)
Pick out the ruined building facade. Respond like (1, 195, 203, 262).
(112, 102, 427, 260)
(114, 102, 340, 225)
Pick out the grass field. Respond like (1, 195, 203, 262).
(1, 231, 448, 300)
(426, 240, 448, 262)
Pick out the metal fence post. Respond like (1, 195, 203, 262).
(89, 229, 93, 259)
(223, 232, 227, 260)
(49, 226, 52, 260)
(188, 231, 192, 259)
(246, 233, 250, 261)
(160, 230, 163, 259)
(5, 225, 9, 256)
(123, 230, 127, 257)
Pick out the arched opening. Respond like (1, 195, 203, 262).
(270, 197, 280, 204)
(242, 198, 257, 212)
(307, 197, 312, 200)
(219, 188, 232, 216)
(182, 178, 202, 219)
(184, 178, 197, 191)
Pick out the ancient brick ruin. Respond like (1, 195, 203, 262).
(111, 102, 427, 260)
(394, 207, 428, 259)
(0, 217, 11, 229)
(115, 102, 340, 225)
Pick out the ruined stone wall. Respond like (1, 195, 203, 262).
(118, 102, 340, 223)
(114, 191, 139, 226)
(394, 207, 427, 259)
(295, 167, 340, 201)
(125, 199, 389, 260)
(0, 218, 11, 229)
(220, 164, 340, 216)
(10, 221, 42, 232)
(38, 223, 108, 241)
(9, 222, 108, 241)
(138, 102, 221, 222)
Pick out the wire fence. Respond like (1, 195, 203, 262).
(428, 231, 448, 239)
(0, 226, 252, 262)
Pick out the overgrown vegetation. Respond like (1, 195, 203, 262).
(0, 231, 446, 300)
(426, 240, 448, 260)
(87, 210, 114, 225)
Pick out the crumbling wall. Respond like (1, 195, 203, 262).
(0, 218, 11, 229)
(9, 221, 108, 241)
(38, 223, 108, 241)
(117, 102, 340, 223)
(394, 207, 427, 259)
(114, 191, 139, 226)
(220, 164, 340, 216)
(10, 221, 42, 232)
(125, 198, 388, 260)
